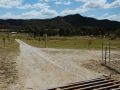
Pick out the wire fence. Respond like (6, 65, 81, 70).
(101, 43, 120, 73)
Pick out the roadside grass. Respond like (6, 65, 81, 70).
(19, 34, 120, 49)
(0, 33, 19, 89)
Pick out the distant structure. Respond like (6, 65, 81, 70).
(0, 29, 10, 32)
(11, 32, 17, 34)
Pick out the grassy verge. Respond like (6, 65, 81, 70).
(20, 34, 120, 49)
(0, 33, 19, 89)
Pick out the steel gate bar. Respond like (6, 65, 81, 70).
(48, 78, 120, 90)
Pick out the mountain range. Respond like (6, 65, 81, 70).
(0, 14, 120, 36)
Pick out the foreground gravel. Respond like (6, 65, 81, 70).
(13, 39, 102, 90)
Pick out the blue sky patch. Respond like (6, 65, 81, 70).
(0, 0, 120, 21)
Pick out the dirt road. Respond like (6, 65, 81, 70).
(14, 39, 102, 90)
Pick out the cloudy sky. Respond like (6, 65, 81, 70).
(0, 0, 120, 21)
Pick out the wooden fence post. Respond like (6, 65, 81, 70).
(3, 37, 5, 47)
(109, 43, 111, 64)
(44, 34, 47, 48)
(105, 46, 107, 64)
(102, 43, 104, 63)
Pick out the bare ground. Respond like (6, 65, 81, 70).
(0, 42, 19, 90)
(82, 59, 120, 81)
(12, 39, 104, 90)
(82, 49, 120, 80)
(81, 48, 120, 81)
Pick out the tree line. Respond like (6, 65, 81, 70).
(0, 14, 120, 37)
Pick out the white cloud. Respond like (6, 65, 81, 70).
(0, 11, 40, 19)
(32, 3, 50, 9)
(60, 0, 108, 16)
(40, 0, 50, 2)
(54, 0, 71, 5)
(0, 0, 58, 19)
(21, 11, 41, 19)
(108, 0, 120, 8)
(54, 0, 62, 4)
(99, 13, 109, 18)
(16, 1, 58, 18)
(74, 0, 88, 3)
(74, 0, 120, 9)
(74, 0, 108, 9)
(64, 0, 71, 5)
(60, 7, 88, 16)
(0, 0, 120, 20)
(17, 4, 32, 9)
(59, 0, 120, 17)
(0, 0, 23, 8)
(82, 0, 107, 9)
(99, 13, 120, 21)
(40, 9, 58, 16)
(0, 0, 72, 9)
(17, 2, 50, 10)
(0, 12, 18, 19)
(0, 0, 50, 10)
(0, 9, 58, 19)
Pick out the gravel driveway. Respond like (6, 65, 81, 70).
(13, 39, 102, 90)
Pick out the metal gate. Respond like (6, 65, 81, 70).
(48, 77, 120, 90)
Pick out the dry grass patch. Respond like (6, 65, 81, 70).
(0, 36, 19, 89)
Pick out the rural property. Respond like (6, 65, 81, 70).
(0, 0, 120, 90)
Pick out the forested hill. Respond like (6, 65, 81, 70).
(0, 14, 120, 36)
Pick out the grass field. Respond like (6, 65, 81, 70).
(0, 33, 19, 89)
(1, 33, 119, 50)
(19, 34, 120, 49)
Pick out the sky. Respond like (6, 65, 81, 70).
(0, 0, 120, 21)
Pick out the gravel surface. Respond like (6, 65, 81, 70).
(12, 39, 103, 90)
